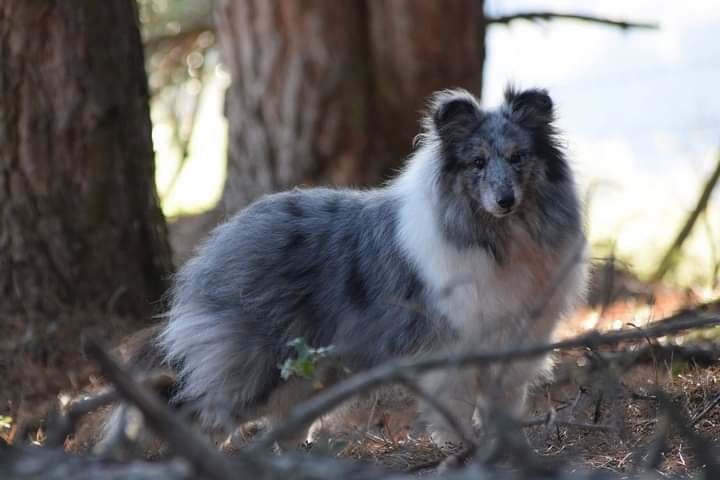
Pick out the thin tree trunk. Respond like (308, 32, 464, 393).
(0, 1, 171, 317)
(652, 150, 720, 281)
(217, 0, 371, 212)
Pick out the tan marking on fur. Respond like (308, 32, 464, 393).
(500, 230, 556, 297)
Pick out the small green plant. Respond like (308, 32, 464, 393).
(279, 337, 335, 381)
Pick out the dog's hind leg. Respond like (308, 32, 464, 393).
(261, 378, 318, 451)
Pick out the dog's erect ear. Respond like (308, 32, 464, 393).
(430, 89, 482, 141)
(504, 87, 554, 129)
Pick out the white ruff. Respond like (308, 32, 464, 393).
(392, 143, 586, 349)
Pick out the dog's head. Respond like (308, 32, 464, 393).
(427, 87, 567, 219)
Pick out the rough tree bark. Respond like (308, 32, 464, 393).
(366, 0, 486, 178)
(216, 0, 371, 212)
(0, 1, 172, 317)
(216, 0, 485, 213)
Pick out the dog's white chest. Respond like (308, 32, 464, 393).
(402, 216, 579, 343)
(394, 160, 584, 344)
(432, 238, 546, 320)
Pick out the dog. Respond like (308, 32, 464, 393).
(109, 87, 587, 449)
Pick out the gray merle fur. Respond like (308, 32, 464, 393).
(149, 86, 587, 442)
(164, 190, 446, 420)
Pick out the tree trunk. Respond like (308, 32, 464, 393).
(0, 1, 172, 318)
(367, 0, 486, 176)
(216, 0, 486, 213)
(217, 0, 371, 212)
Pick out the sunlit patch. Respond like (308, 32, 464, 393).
(31, 428, 45, 446)
(582, 310, 600, 330)
(58, 393, 72, 408)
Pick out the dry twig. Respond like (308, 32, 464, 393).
(487, 12, 658, 30)
(690, 392, 720, 427)
(84, 341, 242, 480)
(653, 150, 720, 280)
(45, 390, 117, 448)
(256, 306, 719, 449)
(45, 373, 175, 448)
(656, 392, 720, 477)
(398, 376, 477, 452)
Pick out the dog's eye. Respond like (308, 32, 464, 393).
(509, 151, 529, 165)
(474, 155, 487, 169)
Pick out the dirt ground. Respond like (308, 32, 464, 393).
(0, 307, 149, 447)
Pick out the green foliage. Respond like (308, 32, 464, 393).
(0, 415, 12, 430)
(279, 338, 335, 381)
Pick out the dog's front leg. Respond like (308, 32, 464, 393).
(419, 370, 477, 447)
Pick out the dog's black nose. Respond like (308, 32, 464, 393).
(497, 193, 515, 210)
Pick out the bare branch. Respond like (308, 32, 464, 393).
(653, 149, 720, 280)
(690, 392, 720, 427)
(161, 67, 206, 201)
(486, 11, 658, 30)
(398, 376, 477, 454)
(83, 341, 241, 480)
(45, 390, 117, 448)
(45, 373, 175, 448)
(601, 343, 720, 368)
(1, 447, 193, 480)
(255, 305, 719, 449)
(523, 416, 612, 432)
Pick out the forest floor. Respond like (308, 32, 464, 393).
(0, 307, 146, 446)
(2, 262, 719, 478)
(218, 286, 720, 477)
(316, 347, 720, 477)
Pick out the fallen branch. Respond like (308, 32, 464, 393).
(0, 447, 192, 480)
(398, 376, 477, 452)
(45, 373, 175, 448)
(5, 443, 706, 480)
(550, 342, 720, 388)
(523, 416, 611, 432)
(83, 341, 241, 480)
(45, 390, 117, 448)
(256, 306, 719, 449)
(602, 343, 720, 367)
(7, 332, 720, 480)
(690, 392, 720, 427)
(486, 11, 658, 30)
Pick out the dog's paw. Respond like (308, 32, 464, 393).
(429, 429, 465, 449)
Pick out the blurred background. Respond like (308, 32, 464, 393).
(144, 0, 719, 289)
